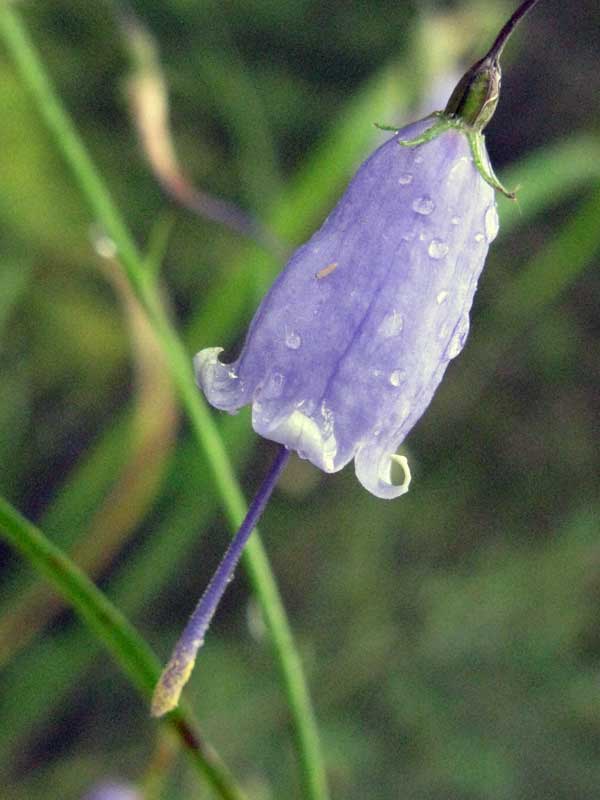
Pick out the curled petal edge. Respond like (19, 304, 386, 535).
(194, 347, 244, 411)
(256, 410, 338, 474)
(195, 347, 413, 498)
(354, 444, 412, 500)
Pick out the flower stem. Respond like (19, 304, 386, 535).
(444, 0, 544, 133)
(485, 0, 543, 63)
(152, 446, 290, 717)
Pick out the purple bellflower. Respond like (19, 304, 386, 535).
(152, 0, 542, 717)
(196, 120, 497, 498)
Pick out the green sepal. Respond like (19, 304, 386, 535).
(373, 122, 401, 133)
(396, 113, 459, 147)
(394, 114, 517, 199)
(466, 130, 516, 199)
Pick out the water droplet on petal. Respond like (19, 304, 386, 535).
(436, 290, 449, 305)
(412, 195, 435, 215)
(474, 232, 485, 243)
(485, 205, 499, 242)
(285, 329, 302, 350)
(414, 154, 424, 164)
(428, 239, 449, 260)
(451, 216, 461, 226)
(320, 401, 335, 435)
(389, 400, 411, 433)
(389, 369, 406, 387)
(438, 322, 451, 340)
(261, 371, 285, 398)
(398, 172, 413, 185)
(296, 398, 316, 415)
(447, 314, 471, 359)
(379, 309, 404, 337)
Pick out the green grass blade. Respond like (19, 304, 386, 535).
(494, 184, 600, 319)
(0, 416, 251, 760)
(499, 133, 600, 234)
(0, 497, 248, 800)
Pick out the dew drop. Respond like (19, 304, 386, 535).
(285, 329, 302, 350)
(262, 371, 284, 398)
(379, 309, 404, 337)
(321, 401, 335, 434)
(436, 290, 449, 305)
(90, 224, 117, 259)
(428, 239, 449, 260)
(419, 231, 427, 241)
(389, 369, 406, 387)
(448, 314, 470, 359)
(485, 205, 499, 242)
(451, 216, 461, 226)
(474, 232, 485, 243)
(447, 337, 463, 360)
(296, 398, 316, 415)
(448, 156, 470, 181)
(414, 154, 424, 164)
(438, 322, 451, 340)
(390, 400, 411, 430)
(398, 172, 413, 185)
(412, 195, 435, 215)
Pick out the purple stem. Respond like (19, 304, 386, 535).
(485, 0, 543, 63)
(152, 445, 291, 717)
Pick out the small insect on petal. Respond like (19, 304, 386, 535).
(316, 261, 339, 279)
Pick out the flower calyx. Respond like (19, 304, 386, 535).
(379, 0, 544, 199)
(397, 114, 516, 200)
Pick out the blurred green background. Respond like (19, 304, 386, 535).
(1, 0, 599, 798)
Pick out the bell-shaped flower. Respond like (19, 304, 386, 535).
(193, 0, 540, 498)
(153, 0, 541, 718)
(196, 118, 498, 498)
